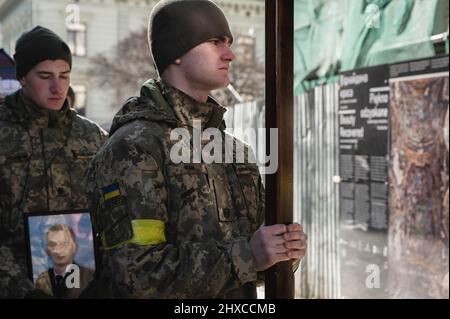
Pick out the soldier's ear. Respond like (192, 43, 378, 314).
(173, 58, 181, 65)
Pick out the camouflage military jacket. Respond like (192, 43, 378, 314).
(86, 80, 264, 298)
(0, 90, 107, 298)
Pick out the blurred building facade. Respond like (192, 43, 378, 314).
(0, 0, 264, 128)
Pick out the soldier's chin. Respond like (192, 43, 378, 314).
(46, 99, 65, 111)
(211, 76, 230, 89)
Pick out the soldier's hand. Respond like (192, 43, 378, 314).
(250, 224, 291, 272)
(283, 223, 307, 261)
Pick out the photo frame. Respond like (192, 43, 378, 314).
(23, 210, 97, 298)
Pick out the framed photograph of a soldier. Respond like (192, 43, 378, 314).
(23, 210, 96, 298)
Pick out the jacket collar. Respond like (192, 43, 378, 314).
(159, 80, 226, 130)
(4, 89, 74, 130)
(109, 79, 227, 136)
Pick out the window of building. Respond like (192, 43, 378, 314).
(67, 23, 87, 57)
(70, 84, 87, 116)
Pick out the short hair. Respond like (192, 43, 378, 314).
(46, 224, 76, 244)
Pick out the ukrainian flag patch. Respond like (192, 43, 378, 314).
(103, 183, 121, 201)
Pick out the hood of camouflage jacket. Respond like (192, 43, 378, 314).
(3, 89, 74, 130)
(109, 79, 227, 136)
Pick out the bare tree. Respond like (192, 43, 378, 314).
(88, 29, 264, 109)
(88, 29, 157, 109)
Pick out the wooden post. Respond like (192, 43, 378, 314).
(265, 0, 294, 299)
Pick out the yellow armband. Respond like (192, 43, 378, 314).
(102, 219, 166, 250)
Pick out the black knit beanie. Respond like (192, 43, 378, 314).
(13, 26, 72, 79)
(149, 0, 233, 75)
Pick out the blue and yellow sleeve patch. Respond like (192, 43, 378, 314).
(102, 183, 121, 201)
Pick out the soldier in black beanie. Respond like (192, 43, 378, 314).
(0, 26, 107, 298)
(12, 25, 73, 111)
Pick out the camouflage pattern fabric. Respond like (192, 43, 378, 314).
(0, 245, 34, 298)
(34, 270, 53, 296)
(0, 90, 107, 298)
(86, 79, 265, 298)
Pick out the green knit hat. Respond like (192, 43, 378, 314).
(148, 0, 233, 75)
